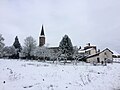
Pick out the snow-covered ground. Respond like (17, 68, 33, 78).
(0, 59, 120, 90)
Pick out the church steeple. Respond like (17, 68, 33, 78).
(39, 25, 45, 47)
(40, 25, 45, 36)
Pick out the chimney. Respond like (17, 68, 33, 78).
(98, 49, 100, 52)
(87, 43, 90, 46)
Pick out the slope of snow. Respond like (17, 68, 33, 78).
(0, 59, 120, 90)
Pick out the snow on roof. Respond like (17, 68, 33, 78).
(78, 48, 95, 53)
(85, 48, 95, 51)
(112, 50, 120, 56)
(78, 50, 85, 53)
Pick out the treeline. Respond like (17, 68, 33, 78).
(0, 34, 86, 63)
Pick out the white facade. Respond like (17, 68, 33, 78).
(87, 54, 99, 63)
(85, 48, 97, 56)
(87, 48, 113, 63)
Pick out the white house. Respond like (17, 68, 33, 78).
(78, 43, 97, 56)
(87, 48, 113, 63)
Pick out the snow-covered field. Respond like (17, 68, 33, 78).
(0, 59, 120, 90)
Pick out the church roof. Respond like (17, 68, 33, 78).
(40, 25, 45, 36)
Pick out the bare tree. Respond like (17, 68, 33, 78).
(22, 36, 37, 59)
(73, 46, 79, 65)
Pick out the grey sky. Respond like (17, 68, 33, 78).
(0, 0, 120, 52)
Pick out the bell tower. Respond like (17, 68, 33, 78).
(39, 25, 45, 47)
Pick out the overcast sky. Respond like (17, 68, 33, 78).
(0, 0, 120, 52)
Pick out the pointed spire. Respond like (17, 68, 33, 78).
(40, 25, 45, 36)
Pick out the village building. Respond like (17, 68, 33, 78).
(39, 25, 59, 54)
(39, 25, 45, 47)
(78, 43, 97, 56)
(87, 48, 113, 63)
(39, 26, 113, 63)
(78, 43, 113, 63)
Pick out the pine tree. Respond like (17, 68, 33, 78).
(0, 34, 4, 48)
(12, 36, 22, 59)
(0, 34, 5, 57)
(13, 36, 22, 52)
(59, 35, 73, 58)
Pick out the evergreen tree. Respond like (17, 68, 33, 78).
(0, 34, 5, 57)
(12, 36, 22, 58)
(59, 35, 73, 58)
(0, 34, 4, 49)
(13, 36, 22, 52)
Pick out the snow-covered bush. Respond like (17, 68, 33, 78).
(49, 49, 61, 63)
(2, 46, 16, 58)
(32, 46, 50, 61)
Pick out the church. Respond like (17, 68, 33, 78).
(39, 25, 59, 53)
(39, 25, 45, 47)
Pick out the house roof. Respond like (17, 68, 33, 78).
(87, 48, 113, 59)
(84, 46, 96, 50)
(100, 48, 113, 54)
(78, 50, 85, 53)
(87, 53, 100, 58)
(78, 47, 96, 54)
(48, 47, 59, 50)
(112, 50, 120, 56)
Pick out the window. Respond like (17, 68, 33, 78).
(104, 52, 107, 55)
(97, 58, 100, 63)
(104, 58, 106, 60)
